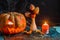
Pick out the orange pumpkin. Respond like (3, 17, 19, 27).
(0, 12, 26, 34)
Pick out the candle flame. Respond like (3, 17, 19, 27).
(44, 22, 48, 25)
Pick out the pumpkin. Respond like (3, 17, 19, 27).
(0, 12, 26, 34)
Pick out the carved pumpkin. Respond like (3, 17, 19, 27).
(0, 12, 26, 34)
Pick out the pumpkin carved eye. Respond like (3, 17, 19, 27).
(8, 21, 13, 25)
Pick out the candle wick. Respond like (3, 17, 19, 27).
(44, 22, 47, 25)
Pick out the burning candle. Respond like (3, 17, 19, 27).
(42, 22, 49, 34)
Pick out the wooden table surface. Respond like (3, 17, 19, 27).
(0, 27, 60, 40)
(4, 33, 60, 40)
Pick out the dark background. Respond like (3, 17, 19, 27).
(0, 0, 59, 26)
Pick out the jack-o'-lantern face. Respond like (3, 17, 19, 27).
(0, 12, 26, 34)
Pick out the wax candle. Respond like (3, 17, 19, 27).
(42, 22, 49, 34)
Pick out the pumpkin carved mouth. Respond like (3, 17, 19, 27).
(0, 12, 26, 34)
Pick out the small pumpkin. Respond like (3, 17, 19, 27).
(0, 12, 26, 34)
